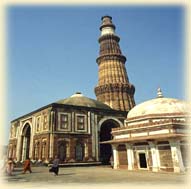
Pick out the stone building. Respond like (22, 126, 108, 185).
(101, 88, 191, 172)
(8, 15, 190, 173)
(8, 92, 126, 164)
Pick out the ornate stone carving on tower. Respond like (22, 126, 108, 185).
(95, 16, 136, 112)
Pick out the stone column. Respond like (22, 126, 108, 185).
(85, 143, 88, 158)
(16, 133, 22, 161)
(49, 134, 54, 159)
(30, 118, 35, 159)
(91, 113, 96, 158)
(66, 143, 70, 158)
(8, 144, 12, 158)
(125, 144, 134, 170)
(112, 144, 119, 169)
(95, 115, 99, 161)
(148, 142, 160, 172)
(88, 111, 91, 134)
(21, 137, 27, 161)
(169, 140, 185, 173)
(49, 110, 55, 159)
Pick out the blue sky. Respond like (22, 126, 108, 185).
(6, 5, 184, 143)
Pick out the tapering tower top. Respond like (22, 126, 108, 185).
(100, 15, 116, 36)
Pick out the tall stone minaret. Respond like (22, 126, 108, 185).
(94, 15, 135, 112)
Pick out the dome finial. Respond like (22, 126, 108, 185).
(157, 87, 163, 98)
(71, 92, 83, 98)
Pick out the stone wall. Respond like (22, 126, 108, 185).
(118, 144, 128, 167)
(158, 145, 173, 171)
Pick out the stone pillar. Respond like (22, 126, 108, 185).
(30, 118, 35, 159)
(126, 144, 134, 170)
(49, 134, 54, 159)
(169, 140, 185, 173)
(88, 111, 91, 134)
(95, 115, 99, 161)
(91, 113, 96, 158)
(21, 137, 27, 161)
(85, 143, 88, 158)
(16, 133, 22, 161)
(49, 110, 55, 159)
(66, 143, 70, 158)
(8, 144, 12, 158)
(112, 144, 119, 169)
(148, 142, 160, 172)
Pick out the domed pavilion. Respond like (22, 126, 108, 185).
(101, 88, 191, 172)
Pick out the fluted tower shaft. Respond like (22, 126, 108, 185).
(94, 16, 135, 111)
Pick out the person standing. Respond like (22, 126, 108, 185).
(49, 155, 59, 176)
(23, 158, 32, 174)
(6, 158, 14, 176)
(110, 155, 114, 169)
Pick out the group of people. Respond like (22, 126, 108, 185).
(2, 155, 60, 176)
(2, 157, 32, 176)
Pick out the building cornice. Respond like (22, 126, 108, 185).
(100, 133, 188, 144)
(127, 113, 191, 122)
(11, 102, 127, 123)
(113, 119, 188, 133)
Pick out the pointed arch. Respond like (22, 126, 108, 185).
(98, 117, 123, 164)
(98, 116, 123, 132)
(21, 122, 32, 161)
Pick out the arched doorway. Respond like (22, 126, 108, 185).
(99, 119, 119, 164)
(21, 123, 31, 161)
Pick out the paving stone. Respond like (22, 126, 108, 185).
(1, 165, 188, 189)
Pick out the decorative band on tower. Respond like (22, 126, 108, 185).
(94, 15, 136, 112)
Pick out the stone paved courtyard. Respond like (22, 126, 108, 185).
(1, 166, 190, 189)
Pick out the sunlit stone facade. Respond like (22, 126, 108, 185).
(8, 93, 126, 164)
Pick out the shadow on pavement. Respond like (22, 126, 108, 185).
(58, 173, 75, 176)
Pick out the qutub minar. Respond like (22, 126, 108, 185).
(95, 16, 135, 111)
(8, 16, 190, 173)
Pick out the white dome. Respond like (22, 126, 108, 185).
(128, 97, 191, 120)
